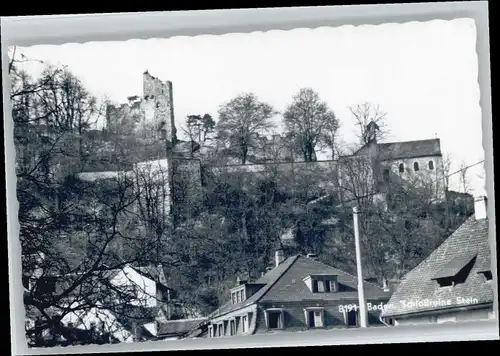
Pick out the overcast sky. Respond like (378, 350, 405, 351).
(12, 18, 486, 195)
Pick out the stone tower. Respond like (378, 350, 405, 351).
(142, 70, 177, 146)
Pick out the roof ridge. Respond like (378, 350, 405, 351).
(207, 255, 300, 319)
(160, 317, 207, 323)
(254, 255, 300, 303)
(306, 255, 385, 290)
(378, 138, 440, 145)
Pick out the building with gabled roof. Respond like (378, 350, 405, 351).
(205, 251, 391, 337)
(380, 196, 495, 325)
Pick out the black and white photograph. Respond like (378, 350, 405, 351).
(3, 4, 498, 353)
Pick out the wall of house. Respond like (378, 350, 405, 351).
(253, 300, 386, 333)
(208, 304, 258, 337)
(392, 305, 494, 326)
(110, 266, 158, 308)
(60, 306, 134, 343)
(382, 155, 445, 201)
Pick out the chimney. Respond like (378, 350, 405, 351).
(306, 253, 318, 260)
(157, 263, 167, 285)
(382, 277, 390, 292)
(474, 196, 488, 220)
(275, 249, 285, 267)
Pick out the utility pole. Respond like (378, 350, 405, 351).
(353, 206, 368, 328)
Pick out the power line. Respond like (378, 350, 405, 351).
(443, 160, 485, 181)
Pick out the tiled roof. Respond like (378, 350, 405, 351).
(132, 265, 168, 287)
(259, 255, 391, 303)
(432, 252, 477, 279)
(157, 318, 208, 337)
(377, 139, 441, 160)
(209, 256, 299, 318)
(210, 255, 390, 318)
(381, 215, 493, 317)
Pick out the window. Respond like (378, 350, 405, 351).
(428, 160, 434, 170)
(479, 270, 492, 281)
(266, 309, 284, 329)
(242, 315, 247, 333)
(232, 293, 236, 304)
(160, 129, 167, 140)
(312, 278, 338, 293)
(230, 320, 236, 336)
(317, 280, 325, 292)
(398, 163, 404, 173)
(236, 292, 241, 303)
(208, 325, 213, 337)
(383, 169, 390, 182)
(413, 162, 419, 171)
(326, 280, 338, 292)
(312, 280, 318, 293)
(305, 308, 325, 328)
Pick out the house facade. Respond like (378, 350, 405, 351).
(206, 251, 391, 337)
(23, 262, 177, 344)
(380, 196, 495, 325)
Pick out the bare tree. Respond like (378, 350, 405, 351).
(441, 153, 452, 192)
(349, 102, 390, 145)
(182, 114, 216, 143)
(283, 88, 338, 162)
(10, 52, 177, 347)
(458, 160, 471, 194)
(216, 93, 277, 165)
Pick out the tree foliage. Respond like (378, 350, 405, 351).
(216, 93, 277, 164)
(283, 88, 338, 162)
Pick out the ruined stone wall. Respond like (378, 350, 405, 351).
(106, 72, 177, 144)
(142, 72, 176, 144)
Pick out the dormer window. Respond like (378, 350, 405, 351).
(413, 162, 419, 171)
(231, 288, 246, 304)
(230, 283, 264, 304)
(478, 270, 492, 282)
(398, 163, 404, 173)
(432, 253, 477, 287)
(304, 275, 339, 293)
(428, 160, 434, 170)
